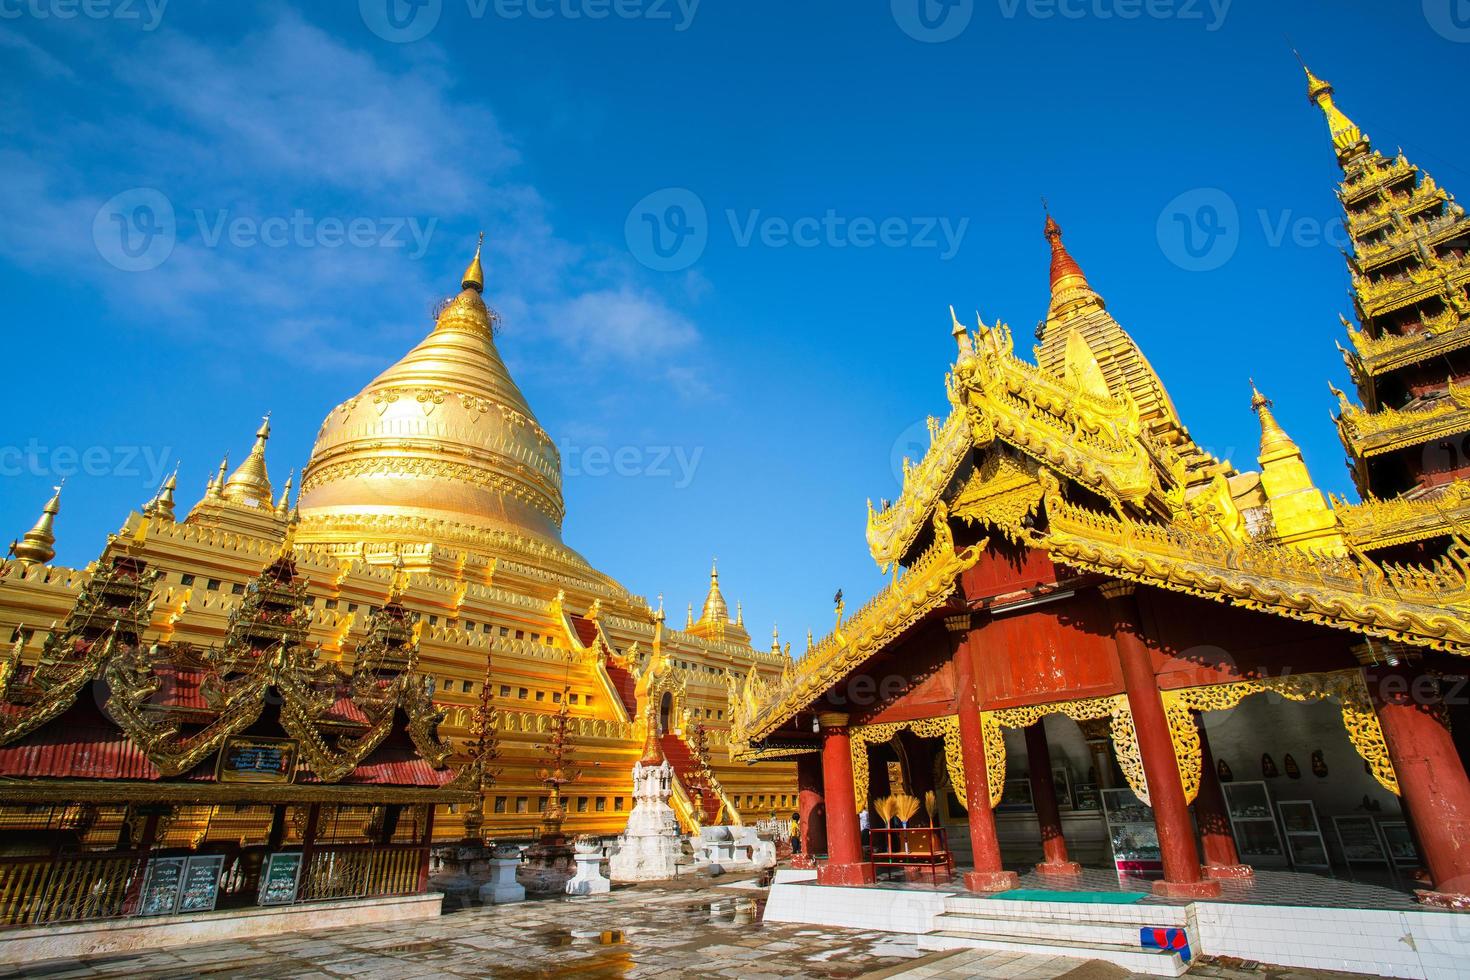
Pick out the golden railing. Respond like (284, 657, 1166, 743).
(0, 852, 144, 927)
(298, 844, 424, 902)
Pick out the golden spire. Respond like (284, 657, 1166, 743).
(771, 623, 781, 655)
(736, 600, 743, 627)
(209, 455, 229, 498)
(222, 414, 274, 507)
(462, 232, 485, 293)
(1250, 381, 1345, 554)
(147, 467, 179, 522)
(275, 470, 294, 517)
(698, 559, 729, 625)
(1299, 59, 1368, 164)
(1043, 211, 1104, 317)
(1250, 381, 1297, 456)
(9, 484, 62, 567)
(686, 603, 694, 628)
(639, 702, 666, 766)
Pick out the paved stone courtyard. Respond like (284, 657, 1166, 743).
(3, 877, 1371, 979)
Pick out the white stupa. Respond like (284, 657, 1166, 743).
(610, 712, 681, 881)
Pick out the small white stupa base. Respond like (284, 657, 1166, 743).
(565, 851, 611, 896)
(479, 856, 526, 904)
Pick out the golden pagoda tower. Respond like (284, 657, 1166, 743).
(1251, 383, 1346, 555)
(1308, 65, 1470, 556)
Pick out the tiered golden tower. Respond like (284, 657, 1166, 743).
(1309, 66, 1470, 556)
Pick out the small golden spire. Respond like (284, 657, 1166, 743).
(1298, 58, 1368, 163)
(736, 601, 743, 627)
(209, 456, 229, 498)
(686, 603, 694, 629)
(462, 232, 485, 293)
(222, 414, 274, 507)
(275, 470, 295, 517)
(9, 483, 62, 567)
(771, 623, 781, 654)
(697, 559, 730, 625)
(1043, 209, 1103, 316)
(639, 702, 666, 766)
(1250, 380, 1297, 456)
(146, 466, 179, 521)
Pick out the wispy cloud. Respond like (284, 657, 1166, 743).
(1, 10, 707, 392)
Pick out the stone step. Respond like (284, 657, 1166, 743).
(917, 929, 1190, 977)
(930, 910, 1166, 948)
(943, 894, 1189, 927)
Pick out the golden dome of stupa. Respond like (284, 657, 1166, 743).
(296, 237, 571, 561)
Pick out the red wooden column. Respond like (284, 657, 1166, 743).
(416, 805, 437, 893)
(795, 751, 827, 869)
(1024, 722, 1081, 875)
(1363, 650, 1470, 907)
(1195, 714, 1253, 880)
(1102, 583, 1220, 898)
(815, 712, 876, 886)
(948, 614, 1019, 893)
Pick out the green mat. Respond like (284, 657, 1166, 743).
(988, 889, 1146, 905)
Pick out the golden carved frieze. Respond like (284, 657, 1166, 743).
(1160, 670, 1398, 796)
(1337, 382, 1470, 458)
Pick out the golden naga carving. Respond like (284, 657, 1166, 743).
(848, 716, 965, 812)
(979, 695, 1149, 807)
(1160, 670, 1398, 796)
(735, 510, 984, 748)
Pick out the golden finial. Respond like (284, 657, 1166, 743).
(1040, 207, 1103, 318)
(209, 455, 229, 498)
(1295, 56, 1368, 163)
(9, 483, 62, 567)
(771, 623, 781, 654)
(275, 470, 294, 517)
(462, 232, 485, 293)
(1250, 380, 1296, 456)
(654, 593, 665, 624)
(223, 413, 274, 507)
(686, 603, 694, 628)
(736, 600, 743, 626)
(156, 466, 178, 521)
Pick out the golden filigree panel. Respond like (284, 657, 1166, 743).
(848, 716, 965, 813)
(980, 695, 1148, 807)
(1160, 669, 1399, 796)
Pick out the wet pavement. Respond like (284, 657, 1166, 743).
(2, 876, 1377, 979)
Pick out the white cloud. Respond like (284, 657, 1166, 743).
(1, 11, 707, 393)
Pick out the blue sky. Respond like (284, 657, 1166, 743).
(3, 1, 1467, 648)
